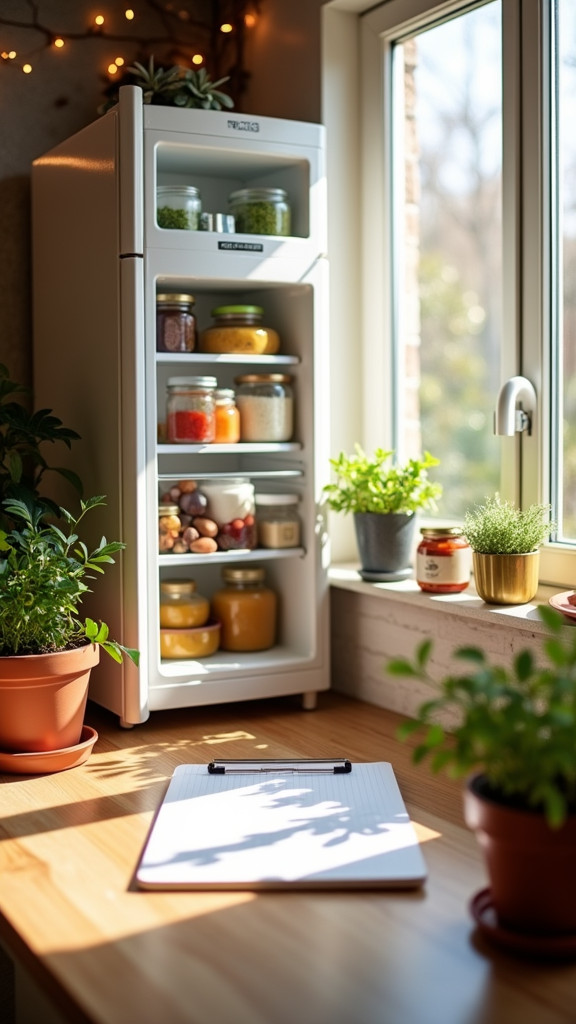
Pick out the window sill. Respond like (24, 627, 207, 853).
(328, 563, 568, 718)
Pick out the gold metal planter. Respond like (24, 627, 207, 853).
(472, 551, 540, 605)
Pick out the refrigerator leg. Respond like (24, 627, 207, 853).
(119, 718, 135, 729)
(301, 691, 318, 711)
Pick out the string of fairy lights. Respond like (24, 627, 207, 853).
(0, 2, 259, 93)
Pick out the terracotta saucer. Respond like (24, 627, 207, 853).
(0, 725, 98, 776)
(470, 888, 576, 960)
(548, 591, 576, 622)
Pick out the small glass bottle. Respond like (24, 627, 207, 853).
(416, 527, 471, 593)
(199, 306, 280, 355)
(166, 376, 217, 443)
(211, 567, 277, 651)
(228, 187, 291, 236)
(156, 185, 202, 230)
(255, 494, 301, 548)
(214, 389, 241, 443)
(158, 504, 182, 553)
(156, 293, 197, 353)
(234, 374, 294, 442)
(159, 578, 210, 628)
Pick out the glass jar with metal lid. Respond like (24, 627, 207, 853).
(166, 376, 217, 444)
(213, 388, 241, 444)
(234, 373, 293, 442)
(159, 578, 210, 629)
(158, 503, 182, 553)
(199, 305, 280, 354)
(156, 185, 202, 230)
(211, 566, 277, 651)
(416, 527, 471, 593)
(255, 493, 301, 548)
(156, 293, 196, 352)
(228, 187, 291, 236)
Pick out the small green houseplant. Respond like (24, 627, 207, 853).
(0, 495, 139, 757)
(388, 604, 576, 936)
(100, 57, 234, 114)
(462, 495, 554, 604)
(323, 447, 442, 580)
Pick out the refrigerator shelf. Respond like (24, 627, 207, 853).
(158, 469, 303, 482)
(158, 546, 305, 568)
(157, 442, 302, 455)
(155, 353, 300, 366)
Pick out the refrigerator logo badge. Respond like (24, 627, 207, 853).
(227, 119, 260, 133)
(218, 241, 264, 252)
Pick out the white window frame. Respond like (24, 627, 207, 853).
(322, 0, 572, 585)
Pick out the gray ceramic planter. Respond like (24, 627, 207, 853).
(353, 511, 417, 582)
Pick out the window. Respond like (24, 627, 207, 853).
(339, 0, 576, 585)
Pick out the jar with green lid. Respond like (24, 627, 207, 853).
(156, 293, 197, 352)
(228, 188, 291, 236)
(156, 185, 202, 230)
(211, 566, 277, 651)
(199, 305, 280, 355)
(234, 374, 293, 442)
(159, 578, 210, 629)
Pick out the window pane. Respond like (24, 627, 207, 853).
(555, 0, 576, 542)
(393, 2, 502, 518)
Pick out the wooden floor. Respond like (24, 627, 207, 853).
(1, 692, 575, 1024)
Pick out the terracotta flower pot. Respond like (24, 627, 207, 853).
(472, 550, 540, 605)
(464, 774, 576, 935)
(0, 644, 100, 753)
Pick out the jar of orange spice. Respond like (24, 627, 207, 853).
(213, 388, 240, 443)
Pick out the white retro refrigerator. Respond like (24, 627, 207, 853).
(31, 86, 330, 726)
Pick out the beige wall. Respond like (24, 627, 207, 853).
(0, 0, 324, 389)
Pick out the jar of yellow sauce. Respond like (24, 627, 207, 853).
(159, 579, 210, 628)
(199, 306, 280, 354)
(211, 567, 277, 651)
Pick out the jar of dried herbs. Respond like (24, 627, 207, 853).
(228, 188, 291, 236)
(156, 185, 202, 230)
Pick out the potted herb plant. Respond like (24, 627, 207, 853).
(323, 446, 442, 581)
(0, 364, 138, 767)
(463, 495, 554, 604)
(0, 496, 139, 760)
(388, 604, 576, 949)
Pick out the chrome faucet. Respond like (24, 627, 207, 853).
(494, 375, 537, 436)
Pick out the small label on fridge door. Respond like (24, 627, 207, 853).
(218, 241, 264, 252)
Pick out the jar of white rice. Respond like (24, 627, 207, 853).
(234, 374, 293, 442)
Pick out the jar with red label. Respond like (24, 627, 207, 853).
(166, 376, 216, 443)
(416, 527, 471, 593)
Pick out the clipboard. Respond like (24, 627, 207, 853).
(136, 759, 428, 890)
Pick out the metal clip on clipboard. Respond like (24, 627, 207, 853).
(207, 758, 352, 774)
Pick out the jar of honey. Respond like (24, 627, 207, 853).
(416, 527, 471, 593)
(199, 306, 280, 355)
(211, 567, 277, 651)
(159, 579, 210, 628)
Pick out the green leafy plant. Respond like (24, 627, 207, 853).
(0, 363, 82, 523)
(323, 446, 442, 516)
(100, 57, 234, 113)
(388, 604, 576, 827)
(0, 496, 139, 665)
(463, 495, 554, 553)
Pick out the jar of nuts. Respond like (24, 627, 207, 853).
(158, 504, 182, 553)
(158, 480, 219, 555)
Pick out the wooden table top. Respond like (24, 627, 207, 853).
(1, 692, 575, 1024)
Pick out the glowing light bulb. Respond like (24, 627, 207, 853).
(53, 37, 65, 48)
(115, 56, 125, 66)
(244, 13, 256, 28)
(94, 15, 105, 27)
(192, 53, 203, 65)
(125, 8, 135, 19)
(8, 51, 17, 59)
(108, 63, 118, 75)
(220, 22, 233, 33)
(22, 63, 32, 74)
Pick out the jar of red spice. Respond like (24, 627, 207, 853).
(166, 376, 216, 443)
(416, 527, 471, 593)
